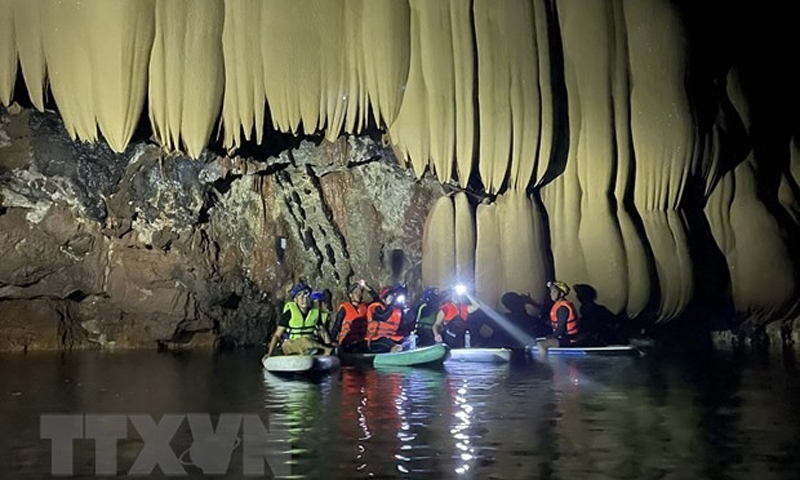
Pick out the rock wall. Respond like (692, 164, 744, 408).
(0, 108, 443, 351)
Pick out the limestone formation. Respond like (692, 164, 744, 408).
(0, 0, 798, 348)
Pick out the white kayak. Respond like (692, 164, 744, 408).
(528, 344, 642, 357)
(447, 348, 512, 363)
(262, 354, 341, 373)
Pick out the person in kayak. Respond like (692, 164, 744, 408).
(433, 285, 479, 348)
(265, 282, 333, 357)
(330, 280, 371, 353)
(411, 287, 441, 347)
(365, 284, 407, 353)
(539, 280, 580, 350)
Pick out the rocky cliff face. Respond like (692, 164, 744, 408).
(0, 107, 443, 351)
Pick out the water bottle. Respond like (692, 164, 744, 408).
(464, 330, 471, 349)
(408, 333, 417, 350)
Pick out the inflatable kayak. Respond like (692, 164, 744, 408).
(262, 354, 341, 373)
(528, 344, 642, 357)
(447, 348, 512, 363)
(340, 344, 448, 368)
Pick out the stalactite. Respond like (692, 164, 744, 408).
(476, 192, 551, 312)
(474, 200, 501, 309)
(625, 0, 695, 321)
(42, 0, 155, 152)
(361, 0, 410, 128)
(390, 0, 474, 184)
(150, 0, 223, 158)
(705, 73, 799, 321)
(84, 0, 155, 153)
(474, 0, 541, 193)
(543, 0, 628, 314)
(221, 0, 267, 149)
(0, 0, 15, 106)
(12, 0, 46, 111)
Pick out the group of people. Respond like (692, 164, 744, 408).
(264, 278, 581, 358)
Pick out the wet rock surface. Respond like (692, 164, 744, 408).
(0, 108, 443, 351)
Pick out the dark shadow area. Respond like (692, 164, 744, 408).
(466, 291, 548, 348)
(573, 284, 629, 345)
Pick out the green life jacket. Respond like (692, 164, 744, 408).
(284, 302, 320, 339)
(415, 302, 437, 330)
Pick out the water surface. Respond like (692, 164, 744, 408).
(1, 348, 799, 479)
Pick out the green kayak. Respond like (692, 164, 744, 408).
(340, 344, 448, 368)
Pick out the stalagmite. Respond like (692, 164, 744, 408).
(421, 195, 456, 290)
(390, 0, 474, 184)
(150, 0, 223, 158)
(453, 192, 475, 288)
(625, 0, 695, 321)
(0, 0, 14, 106)
(12, 0, 46, 111)
(474, 0, 541, 193)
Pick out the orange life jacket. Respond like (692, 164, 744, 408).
(366, 302, 404, 342)
(550, 299, 578, 340)
(337, 302, 367, 345)
(441, 302, 470, 324)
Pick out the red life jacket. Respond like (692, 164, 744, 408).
(441, 302, 469, 324)
(337, 302, 367, 345)
(550, 299, 578, 340)
(366, 302, 403, 342)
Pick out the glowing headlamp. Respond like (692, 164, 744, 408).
(454, 284, 467, 296)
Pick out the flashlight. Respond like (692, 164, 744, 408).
(454, 284, 467, 296)
(395, 294, 406, 305)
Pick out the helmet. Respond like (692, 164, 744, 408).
(290, 282, 311, 298)
(547, 280, 570, 296)
(309, 291, 324, 301)
(421, 287, 439, 303)
(378, 286, 393, 300)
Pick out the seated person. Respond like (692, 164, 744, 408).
(411, 288, 441, 347)
(365, 285, 407, 353)
(538, 280, 579, 351)
(265, 282, 333, 357)
(433, 287, 479, 348)
(330, 281, 370, 353)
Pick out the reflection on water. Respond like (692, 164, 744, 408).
(1, 349, 800, 479)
